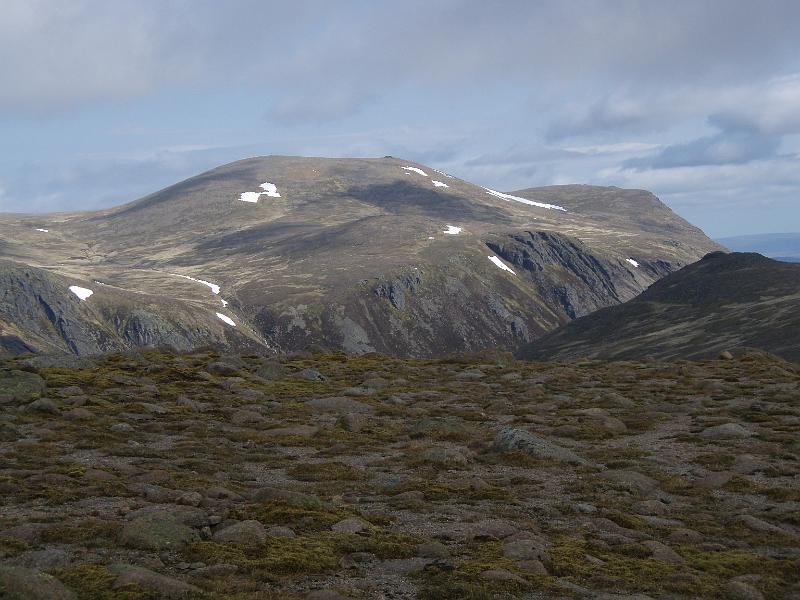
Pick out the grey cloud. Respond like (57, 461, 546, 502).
(624, 131, 781, 170)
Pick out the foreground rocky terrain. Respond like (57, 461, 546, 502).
(519, 252, 800, 362)
(0, 156, 722, 358)
(1, 348, 798, 599)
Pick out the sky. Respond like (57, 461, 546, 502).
(0, 0, 798, 237)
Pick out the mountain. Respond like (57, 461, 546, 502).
(0, 156, 722, 357)
(717, 232, 800, 263)
(518, 252, 800, 361)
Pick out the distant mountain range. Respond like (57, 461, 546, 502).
(518, 252, 800, 361)
(717, 232, 800, 263)
(0, 156, 722, 357)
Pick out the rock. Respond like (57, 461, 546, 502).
(700, 423, 752, 439)
(736, 514, 790, 536)
(212, 520, 267, 545)
(416, 541, 450, 558)
(266, 526, 296, 538)
(517, 559, 548, 575)
(206, 361, 239, 376)
(9, 547, 71, 570)
(725, 580, 765, 600)
(306, 397, 374, 414)
(0, 370, 46, 402)
(669, 528, 704, 544)
(695, 470, 733, 489)
(719, 350, 734, 360)
(57, 386, 84, 397)
(418, 447, 470, 467)
(641, 540, 683, 563)
(468, 519, 518, 541)
(633, 500, 668, 516)
(63, 407, 92, 420)
(0, 565, 75, 600)
(600, 470, 658, 493)
(230, 409, 264, 425)
(342, 386, 376, 396)
(492, 427, 587, 465)
(295, 368, 328, 382)
(109, 564, 200, 599)
(331, 517, 370, 534)
(110, 422, 134, 433)
(205, 485, 243, 500)
(480, 569, 528, 585)
(378, 558, 430, 575)
(337, 413, 371, 432)
(251, 486, 327, 509)
(176, 491, 203, 507)
(26, 398, 59, 414)
(119, 513, 198, 551)
(503, 537, 550, 561)
(262, 425, 319, 437)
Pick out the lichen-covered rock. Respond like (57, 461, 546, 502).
(0, 370, 45, 402)
(119, 514, 198, 551)
(492, 427, 587, 465)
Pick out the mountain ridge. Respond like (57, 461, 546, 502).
(0, 155, 723, 357)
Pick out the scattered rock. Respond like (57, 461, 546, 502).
(331, 518, 370, 534)
(600, 470, 658, 493)
(26, 398, 59, 414)
(503, 537, 550, 561)
(480, 569, 528, 585)
(109, 564, 200, 599)
(267, 526, 296, 538)
(295, 368, 328, 382)
(212, 520, 267, 545)
(641, 540, 683, 563)
(0, 370, 46, 402)
(492, 427, 587, 465)
(119, 513, 198, 551)
(700, 423, 752, 439)
(306, 397, 374, 414)
(725, 580, 765, 600)
(0, 565, 75, 600)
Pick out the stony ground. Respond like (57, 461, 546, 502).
(0, 349, 798, 599)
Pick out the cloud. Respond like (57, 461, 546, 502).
(265, 90, 375, 124)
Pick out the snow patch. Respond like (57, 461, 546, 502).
(259, 182, 281, 197)
(239, 191, 262, 203)
(216, 312, 236, 326)
(428, 236, 435, 240)
(220, 299, 229, 307)
(432, 180, 449, 188)
(69, 285, 94, 300)
(626, 258, 640, 268)
(35, 228, 49, 233)
(443, 225, 462, 235)
(401, 166, 428, 176)
(488, 256, 516, 275)
(484, 187, 567, 212)
(173, 274, 220, 295)
(433, 168, 455, 178)
(239, 181, 281, 203)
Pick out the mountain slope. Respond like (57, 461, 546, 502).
(0, 156, 722, 357)
(518, 252, 800, 361)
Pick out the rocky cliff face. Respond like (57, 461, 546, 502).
(0, 156, 723, 357)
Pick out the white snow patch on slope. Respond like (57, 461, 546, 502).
(443, 225, 462, 235)
(216, 312, 236, 326)
(35, 228, 49, 232)
(432, 180, 449, 188)
(173, 274, 221, 295)
(239, 191, 261, 203)
(433, 168, 454, 178)
(239, 181, 281, 203)
(484, 187, 567, 212)
(69, 286, 94, 300)
(626, 258, 640, 267)
(259, 182, 281, 197)
(488, 256, 516, 275)
(220, 299, 229, 307)
(402, 166, 428, 176)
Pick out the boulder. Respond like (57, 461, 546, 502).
(212, 520, 267, 545)
(109, 564, 200, 599)
(492, 428, 587, 465)
(700, 423, 752, 440)
(119, 513, 198, 551)
(0, 565, 75, 600)
(0, 370, 46, 402)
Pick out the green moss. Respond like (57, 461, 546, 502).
(50, 564, 161, 600)
(41, 519, 121, 547)
(237, 499, 353, 533)
(0, 535, 28, 558)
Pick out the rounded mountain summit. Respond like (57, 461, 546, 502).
(0, 156, 722, 357)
